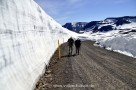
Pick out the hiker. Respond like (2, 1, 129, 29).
(75, 38, 81, 55)
(67, 37, 74, 55)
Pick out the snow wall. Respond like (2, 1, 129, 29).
(0, 0, 76, 90)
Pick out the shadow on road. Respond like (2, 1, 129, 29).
(61, 54, 77, 58)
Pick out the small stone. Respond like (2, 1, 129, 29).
(49, 77, 53, 81)
(39, 83, 43, 86)
(46, 70, 51, 74)
(90, 84, 95, 88)
(45, 74, 52, 78)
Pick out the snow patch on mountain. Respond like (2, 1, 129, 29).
(117, 22, 136, 29)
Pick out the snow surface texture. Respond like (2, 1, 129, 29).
(0, 0, 77, 90)
(83, 23, 136, 58)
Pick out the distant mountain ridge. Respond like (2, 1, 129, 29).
(63, 16, 136, 33)
(62, 22, 88, 33)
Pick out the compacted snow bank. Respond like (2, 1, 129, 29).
(100, 36, 136, 58)
(0, 0, 77, 90)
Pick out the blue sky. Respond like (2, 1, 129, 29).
(35, 0, 136, 25)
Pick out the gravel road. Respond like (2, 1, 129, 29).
(35, 41, 136, 90)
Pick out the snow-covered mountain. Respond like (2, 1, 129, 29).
(63, 16, 136, 33)
(83, 26, 136, 58)
(0, 0, 77, 90)
(84, 16, 136, 32)
(81, 17, 136, 58)
(62, 22, 88, 33)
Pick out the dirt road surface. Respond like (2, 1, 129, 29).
(35, 41, 136, 90)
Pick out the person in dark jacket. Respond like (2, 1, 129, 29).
(68, 37, 74, 55)
(75, 38, 81, 55)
